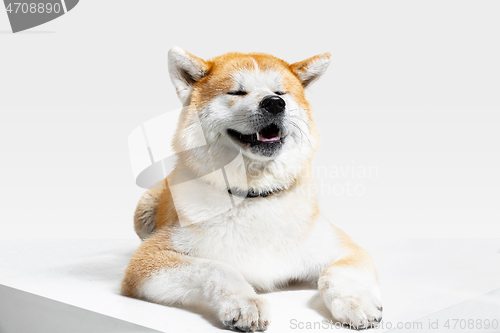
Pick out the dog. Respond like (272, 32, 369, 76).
(122, 47, 382, 331)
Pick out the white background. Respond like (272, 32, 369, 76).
(1, 0, 499, 240)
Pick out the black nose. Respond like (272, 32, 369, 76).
(260, 95, 285, 115)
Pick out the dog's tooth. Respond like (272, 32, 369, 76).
(278, 130, 282, 138)
(256, 132, 260, 141)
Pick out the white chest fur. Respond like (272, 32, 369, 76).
(169, 182, 340, 291)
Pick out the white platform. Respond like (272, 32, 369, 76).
(1, 239, 499, 332)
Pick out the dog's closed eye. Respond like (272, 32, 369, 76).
(228, 90, 248, 96)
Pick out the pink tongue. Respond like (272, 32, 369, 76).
(260, 133, 280, 142)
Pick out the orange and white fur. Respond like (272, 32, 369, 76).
(122, 47, 382, 331)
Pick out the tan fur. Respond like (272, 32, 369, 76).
(148, 52, 325, 235)
(133, 189, 163, 240)
(122, 228, 186, 297)
(326, 226, 377, 276)
(155, 184, 178, 231)
(133, 179, 179, 240)
(184, 51, 327, 123)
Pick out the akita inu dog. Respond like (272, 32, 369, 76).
(122, 47, 382, 331)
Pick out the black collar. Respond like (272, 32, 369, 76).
(227, 188, 280, 198)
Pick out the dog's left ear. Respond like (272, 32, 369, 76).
(290, 53, 331, 88)
(168, 47, 211, 106)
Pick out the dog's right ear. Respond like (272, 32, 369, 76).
(168, 47, 210, 106)
(290, 53, 331, 88)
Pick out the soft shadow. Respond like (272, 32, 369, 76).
(170, 302, 223, 329)
(256, 279, 316, 294)
(308, 296, 377, 331)
(123, 294, 224, 330)
(281, 280, 317, 291)
(51, 245, 136, 283)
(308, 293, 333, 321)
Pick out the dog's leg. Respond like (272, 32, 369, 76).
(122, 229, 270, 332)
(318, 228, 382, 329)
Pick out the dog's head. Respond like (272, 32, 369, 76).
(168, 48, 330, 193)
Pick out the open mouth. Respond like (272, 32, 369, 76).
(227, 123, 284, 157)
(227, 123, 282, 145)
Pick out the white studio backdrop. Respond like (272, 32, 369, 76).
(0, 0, 499, 240)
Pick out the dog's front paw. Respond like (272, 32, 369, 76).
(329, 293, 382, 329)
(218, 295, 270, 332)
(319, 276, 382, 329)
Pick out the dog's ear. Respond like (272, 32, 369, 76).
(289, 53, 331, 88)
(168, 47, 210, 105)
